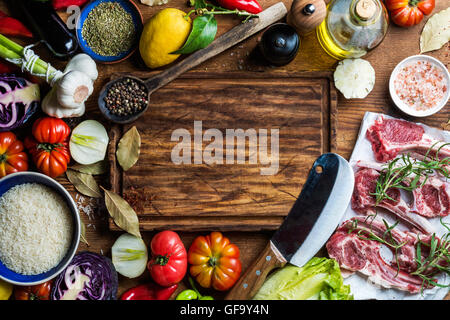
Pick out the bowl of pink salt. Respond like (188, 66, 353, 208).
(389, 55, 449, 118)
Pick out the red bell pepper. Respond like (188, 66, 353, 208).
(0, 11, 32, 38)
(216, 0, 262, 14)
(120, 283, 178, 300)
(52, 0, 89, 10)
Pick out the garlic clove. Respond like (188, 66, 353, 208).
(56, 70, 93, 109)
(64, 53, 98, 81)
(42, 87, 86, 118)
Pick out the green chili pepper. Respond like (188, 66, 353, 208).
(199, 295, 214, 300)
(176, 289, 198, 300)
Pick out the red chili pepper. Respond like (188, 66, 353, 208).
(52, 0, 89, 10)
(120, 283, 178, 300)
(0, 61, 18, 74)
(216, 0, 262, 14)
(0, 10, 32, 38)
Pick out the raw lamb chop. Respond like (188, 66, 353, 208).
(326, 216, 434, 294)
(354, 161, 450, 218)
(352, 167, 434, 233)
(366, 117, 450, 162)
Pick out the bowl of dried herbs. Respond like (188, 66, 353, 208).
(76, 0, 143, 64)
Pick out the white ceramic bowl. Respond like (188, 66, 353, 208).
(389, 55, 450, 117)
(0, 172, 80, 286)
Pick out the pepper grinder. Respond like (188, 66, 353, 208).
(287, 0, 327, 35)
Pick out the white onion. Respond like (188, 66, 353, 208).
(111, 233, 148, 279)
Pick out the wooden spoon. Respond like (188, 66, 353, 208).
(98, 2, 288, 124)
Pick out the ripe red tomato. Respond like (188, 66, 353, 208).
(24, 117, 71, 178)
(148, 231, 187, 287)
(188, 232, 241, 291)
(385, 0, 435, 27)
(14, 281, 52, 300)
(0, 132, 28, 177)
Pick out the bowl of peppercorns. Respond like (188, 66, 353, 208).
(99, 76, 149, 124)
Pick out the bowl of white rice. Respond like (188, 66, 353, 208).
(0, 172, 80, 286)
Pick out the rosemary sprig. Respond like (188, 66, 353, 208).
(411, 219, 450, 291)
(372, 143, 450, 205)
(348, 216, 407, 275)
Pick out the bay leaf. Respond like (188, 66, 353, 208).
(80, 221, 90, 246)
(420, 7, 450, 53)
(172, 14, 217, 55)
(70, 160, 108, 175)
(101, 187, 141, 238)
(66, 169, 102, 198)
(116, 126, 141, 171)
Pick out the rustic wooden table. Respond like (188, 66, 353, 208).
(1, 0, 449, 299)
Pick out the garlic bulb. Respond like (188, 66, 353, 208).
(64, 54, 98, 81)
(42, 87, 86, 118)
(334, 58, 375, 99)
(56, 70, 93, 109)
(140, 0, 169, 6)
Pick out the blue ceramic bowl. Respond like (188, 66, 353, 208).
(0, 172, 80, 286)
(76, 0, 144, 64)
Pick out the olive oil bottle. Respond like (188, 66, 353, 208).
(316, 0, 389, 60)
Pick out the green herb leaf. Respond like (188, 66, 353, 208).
(70, 161, 108, 175)
(80, 221, 90, 246)
(66, 169, 102, 198)
(101, 187, 141, 238)
(172, 14, 217, 55)
(194, 0, 208, 9)
(116, 126, 141, 171)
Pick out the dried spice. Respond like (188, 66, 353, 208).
(104, 78, 148, 117)
(101, 187, 141, 238)
(70, 161, 108, 175)
(66, 169, 102, 198)
(116, 126, 141, 171)
(82, 2, 136, 56)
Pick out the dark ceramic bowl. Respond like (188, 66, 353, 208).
(76, 0, 143, 64)
(0, 172, 80, 286)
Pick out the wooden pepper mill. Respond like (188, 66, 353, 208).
(287, 0, 327, 35)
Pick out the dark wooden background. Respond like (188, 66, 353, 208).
(0, 0, 449, 299)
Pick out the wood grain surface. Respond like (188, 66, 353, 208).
(109, 71, 337, 231)
(0, 0, 449, 300)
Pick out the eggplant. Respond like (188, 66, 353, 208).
(6, 0, 78, 60)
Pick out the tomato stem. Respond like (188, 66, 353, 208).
(0, 153, 6, 163)
(37, 142, 63, 152)
(154, 254, 170, 266)
(208, 256, 218, 267)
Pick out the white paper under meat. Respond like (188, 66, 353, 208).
(341, 111, 450, 300)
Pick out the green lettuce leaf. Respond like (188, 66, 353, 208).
(253, 257, 353, 300)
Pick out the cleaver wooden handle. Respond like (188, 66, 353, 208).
(145, 2, 288, 93)
(225, 241, 287, 300)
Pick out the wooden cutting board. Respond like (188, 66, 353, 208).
(108, 71, 337, 231)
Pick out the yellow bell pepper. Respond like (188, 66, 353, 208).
(0, 279, 12, 300)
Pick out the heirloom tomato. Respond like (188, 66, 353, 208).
(14, 281, 52, 300)
(188, 232, 241, 291)
(24, 117, 71, 178)
(0, 132, 28, 177)
(385, 0, 435, 27)
(148, 231, 187, 287)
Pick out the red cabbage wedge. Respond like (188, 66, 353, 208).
(0, 74, 39, 131)
(51, 252, 118, 300)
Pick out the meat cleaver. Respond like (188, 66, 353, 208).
(225, 153, 354, 300)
